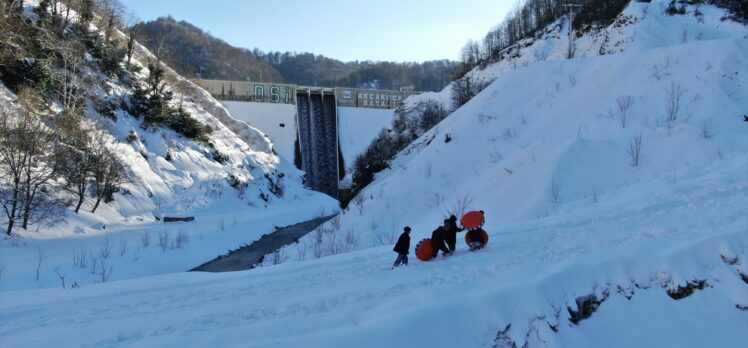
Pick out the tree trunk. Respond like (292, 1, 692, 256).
(6, 179, 20, 235)
(91, 195, 102, 213)
(74, 180, 86, 214)
(75, 192, 84, 213)
(21, 186, 38, 229)
(22, 205, 30, 229)
(22, 169, 32, 229)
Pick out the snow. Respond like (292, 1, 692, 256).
(220, 101, 298, 163)
(338, 107, 396, 171)
(0, 1, 339, 290)
(1, 1, 747, 347)
(286, 35, 748, 257)
(1, 156, 746, 347)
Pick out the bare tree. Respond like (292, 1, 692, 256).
(311, 227, 324, 258)
(57, 118, 95, 214)
(441, 190, 475, 219)
(353, 194, 365, 215)
(271, 249, 288, 265)
(140, 231, 150, 247)
(296, 242, 308, 261)
(628, 133, 643, 167)
(374, 229, 397, 246)
(72, 245, 88, 268)
(94, 0, 126, 41)
(460, 40, 481, 66)
(90, 141, 129, 213)
(616, 95, 633, 128)
(97, 257, 112, 282)
(429, 192, 446, 208)
(158, 230, 169, 252)
(172, 229, 189, 249)
(700, 121, 713, 140)
(666, 83, 684, 123)
(0, 90, 64, 235)
(550, 179, 562, 204)
(329, 215, 341, 232)
(55, 266, 66, 289)
(0, 1, 27, 69)
(590, 186, 599, 204)
(89, 252, 98, 275)
(118, 237, 127, 256)
(99, 236, 113, 259)
(35, 248, 48, 280)
(343, 229, 358, 250)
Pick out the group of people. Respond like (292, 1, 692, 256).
(391, 211, 486, 268)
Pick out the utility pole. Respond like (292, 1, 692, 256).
(563, 3, 582, 59)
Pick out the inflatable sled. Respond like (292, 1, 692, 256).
(462, 211, 489, 249)
(464, 229, 489, 248)
(415, 238, 435, 261)
(460, 211, 485, 229)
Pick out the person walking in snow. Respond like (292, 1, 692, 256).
(431, 220, 452, 259)
(445, 214, 464, 253)
(392, 226, 411, 268)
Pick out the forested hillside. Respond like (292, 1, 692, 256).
(133, 17, 459, 91)
(131, 16, 284, 82)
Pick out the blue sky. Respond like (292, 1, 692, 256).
(121, 0, 516, 62)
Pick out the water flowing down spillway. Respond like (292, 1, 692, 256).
(296, 92, 339, 198)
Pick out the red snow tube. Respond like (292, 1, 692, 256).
(464, 229, 489, 247)
(415, 238, 435, 261)
(461, 211, 485, 229)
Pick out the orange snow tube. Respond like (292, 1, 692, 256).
(460, 211, 485, 229)
(464, 229, 489, 247)
(415, 238, 435, 261)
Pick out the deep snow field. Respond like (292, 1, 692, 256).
(1, 155, 746, 347)
(1, 0, 747, 347)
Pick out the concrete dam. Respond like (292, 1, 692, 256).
(193, 79, 417, 198)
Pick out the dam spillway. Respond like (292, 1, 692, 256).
(192, 79, 417, 199)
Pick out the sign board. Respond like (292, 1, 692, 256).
(193, 79, 418, 109)
(192, 79, 297, 104)
(334, 88, 415, 109)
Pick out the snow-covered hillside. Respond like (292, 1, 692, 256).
(277, 0, 747, 260)
(0, 1, 337, 290)
(1, 1, 746, 347)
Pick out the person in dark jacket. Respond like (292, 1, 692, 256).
(445, 214, 464, 252)
(431, 220, 452, 259)
(392, 226, 411, 268)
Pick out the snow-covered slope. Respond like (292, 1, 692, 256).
(0, 1, 338, 290)
(1, 1, 747, 346)
(1, 155, 745, 347)
(278, 0, 747, 259)
(338, 107, 396, 172)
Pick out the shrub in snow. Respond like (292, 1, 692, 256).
(128, 60, 211, 141)
(567, 293, 608, 325)
(628, 133, 643, 167)
(665, 279, 708, 300)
